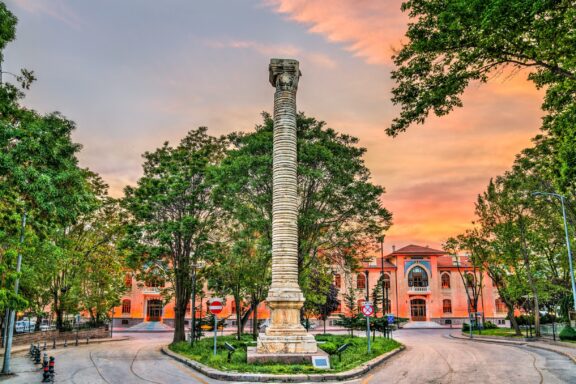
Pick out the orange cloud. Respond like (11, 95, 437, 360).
(263, 0, 407, 65)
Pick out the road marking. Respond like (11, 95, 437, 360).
(361, 373, 374, 384)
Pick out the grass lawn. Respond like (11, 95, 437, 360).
(169, 333, 401, 374)
(463, 328, 523, 337)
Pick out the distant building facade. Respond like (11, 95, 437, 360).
(113, 244, 508, 328)
(330, 244, 507, 326)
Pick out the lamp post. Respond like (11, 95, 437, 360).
(532, 192, 576, 313)
(379, 236, 387, 337)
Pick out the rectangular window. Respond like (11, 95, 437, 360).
(443, 299, 452, 314)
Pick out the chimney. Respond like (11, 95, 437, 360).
(392, 245, 396, 252)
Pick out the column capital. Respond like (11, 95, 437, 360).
(269, 58, 301, 91)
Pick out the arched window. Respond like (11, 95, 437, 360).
(443, 299, 452, 313)
(441, 273, 450, 289)
(334, 274, 341, 288)
(356, 273, 366, 289)
(408, 266, 428, 287)
(382, 273, 390, 289)
(124, 273, 132, 288)
(146, 276, 165, 288)
(495, 298, 507, 313)
(122, 299, 131, 314)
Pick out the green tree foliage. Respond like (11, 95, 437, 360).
(122, 128, 226, 343)
(390, 0, 576, 138)
(211, 112, 391, 319)
(0, 3, 102, 336)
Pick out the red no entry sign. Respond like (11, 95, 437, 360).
(362, 302, 374, 317)
(208, 299, 223, 315)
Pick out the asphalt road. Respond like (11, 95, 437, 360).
(2, 329, 574, 383)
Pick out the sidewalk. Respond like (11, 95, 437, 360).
(0, 336, 131, 357)
(450, 332, 576, 363)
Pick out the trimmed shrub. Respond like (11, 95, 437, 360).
(483, 321, 498, 330)
(559, 325, 576, 341)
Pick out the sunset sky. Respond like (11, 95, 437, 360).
(3, 0, 544, 252)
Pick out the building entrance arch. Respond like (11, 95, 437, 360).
(410, 298, 426, 321)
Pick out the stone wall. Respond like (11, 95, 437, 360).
(112, 317, 144, 328)
(11, 326, 110, 346)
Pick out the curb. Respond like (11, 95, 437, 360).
(161, 344, 405, 382)
(449, 333, 576, 364)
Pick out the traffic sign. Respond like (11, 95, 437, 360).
(208, 298, 223, 315)
(386, 314, 395, 324)
(361, 302, 374, 317)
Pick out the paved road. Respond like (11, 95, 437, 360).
(2, 329, 574, 383)
(354, 329, 576, 384)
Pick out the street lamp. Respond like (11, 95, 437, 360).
(532, 192, 576, 313)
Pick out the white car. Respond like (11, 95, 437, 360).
(15, 320, 36, 333)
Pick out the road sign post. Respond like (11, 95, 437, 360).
(209, 298, 223, 356)
(362, 302, 374, 354)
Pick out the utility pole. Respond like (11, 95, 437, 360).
(2, 211, 27, 374)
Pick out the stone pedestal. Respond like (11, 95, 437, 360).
(247, 344, 328, 364)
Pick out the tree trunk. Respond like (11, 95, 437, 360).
(508, 306, 521, 335)
(172, 271, 189, 343)
(323, 318, 326, 334)
(235, 295, 242, 340)
(251, 300, 259, 340)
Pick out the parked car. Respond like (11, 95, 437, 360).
(39, 319, 54, 331)
(15, 319, 36, 333)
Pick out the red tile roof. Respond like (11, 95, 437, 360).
(436, 255, 472, 268)
(387, 244, 447, 256)
(361, 258, 397, 269)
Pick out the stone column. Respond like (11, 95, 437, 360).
(256, 59, 317, 355)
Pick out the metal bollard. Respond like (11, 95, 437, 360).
(30, 346, 36, 360)
(63, 337, 67, 348)
(43, 352, 48, 366)
(43, 340, 47, 350)
(34, 348, 41, 364)
(86, 336, 89, 344)
(42, 363, 51, 382)
(52, 337, 56, 349)
(29, 343, 34, 357)
(75, 333, 79, 346)
(48, 356, 55, 376)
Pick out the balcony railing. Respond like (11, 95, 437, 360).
(408, 286, 430, 294)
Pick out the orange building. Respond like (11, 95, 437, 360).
(112, 272, 271, 329)
(330, 244, 508, 326)
(113, 244, 508, 329)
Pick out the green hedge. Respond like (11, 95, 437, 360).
(559, 325, 576, 341)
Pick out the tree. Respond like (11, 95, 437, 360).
(122, 128, 226, 343)
(390, 0, 576, 137)
(211, 112, 391, 318)
(0, 3, 95, 371)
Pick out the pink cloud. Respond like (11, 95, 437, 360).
(11, 0, 82, 29)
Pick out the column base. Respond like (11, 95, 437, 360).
(255, 333, 318, 355)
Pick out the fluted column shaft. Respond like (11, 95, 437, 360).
(271, 78, 299, 290)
